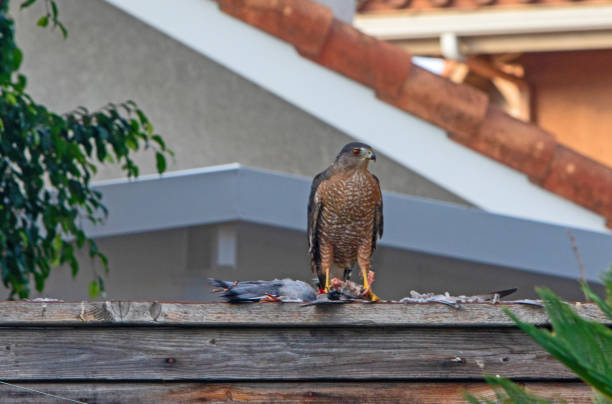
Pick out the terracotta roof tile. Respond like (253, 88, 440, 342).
(306, 20, 412, 98)
(451, 105, 556, 180)
(541, 145, 612, 219)
(358, 0, 610, 12)
(218, 0, 612, 228)
(218, 0, 333, 56)
(379, 65, 488, 139)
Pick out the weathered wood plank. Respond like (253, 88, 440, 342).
(0, 301, 607, 326)
(1, 327, 575, 381)
(0, 382, 592, 403)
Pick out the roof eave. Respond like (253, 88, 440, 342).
(355, 6, 612, 55)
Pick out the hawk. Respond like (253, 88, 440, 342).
(308, 142, 383, 301)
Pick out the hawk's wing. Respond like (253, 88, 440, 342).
(307, 168, 330, 286)
(372, 174, 383, 253)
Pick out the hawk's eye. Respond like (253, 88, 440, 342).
(352, 148, 360, 155)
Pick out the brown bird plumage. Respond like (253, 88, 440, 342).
(308, 142, 383, 300)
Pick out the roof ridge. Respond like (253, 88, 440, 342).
(217, 0, 612, 228)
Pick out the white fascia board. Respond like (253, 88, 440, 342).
(105, 0, 608, 233)
(354, 6, 612, 40)
(85, 165, 612, 283)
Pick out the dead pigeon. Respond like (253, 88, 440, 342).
(209, 277, 371, 304)
(209, 278, 318, 303)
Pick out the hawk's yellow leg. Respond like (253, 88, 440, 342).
(360, 267, 379, 301)
(358, 245, 379, 301)
(320, 243, 334, 293)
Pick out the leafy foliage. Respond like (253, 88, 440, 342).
(0, 0, 172, 298)
(23, 0, 67, 37)
(465, 267, 612, 403)
(582, 270, 612, 320)
(464, 375, 554, 404)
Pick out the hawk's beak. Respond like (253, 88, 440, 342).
(369, 151, 376, 161)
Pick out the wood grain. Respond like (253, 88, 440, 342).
(0, 382, 592, 403)
(1, 301, 607, 326)
(0, 327, 575, 381)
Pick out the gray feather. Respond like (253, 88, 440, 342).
(209, 278, 317, 303)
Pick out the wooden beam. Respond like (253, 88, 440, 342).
(0, 301, 607, 327)
(0, 382, 593, 403)
(0, 327, 576, 380)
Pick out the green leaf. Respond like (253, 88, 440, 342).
(15, 74, 27, 92)
(20, 0, 36, 9)
(593, 391, 612, 404)
(99, 254, 109, 273)
(136, 109, 148, 124)
(464, 375, 553, 404)
(69, 257, 78, 277)
(462, 392, 494, 404)
(51, 1, 58, 20)
(13, 47, 23, 70)
(58, 22, 68, 39)
(51, 234, 62, 267)
(601, 267, 612, 308)
(505, 286, 612, 399)
(581, 280, 612, 320)
(152, 135, 166, 151)
(18, 230, 29, 248)
(75, 230, 86, 249)
(88, 280, 101, 298)
(89, 240, 99, 259)
(5, 93, 17, 105)
(125, 135, 138, 151)
(155, 152, 166, 173)
(34, 272, 45, 292)
(97, 275, 105, 293)
(37, 15, 49, 27)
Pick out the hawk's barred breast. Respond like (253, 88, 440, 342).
(318, 169, 379, 267)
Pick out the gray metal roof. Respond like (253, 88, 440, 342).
(87, 164, 612, 283)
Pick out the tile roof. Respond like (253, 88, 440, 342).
(357, 0, 612, 12)
(217, 0, 612, 229)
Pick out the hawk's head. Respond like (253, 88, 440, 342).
(334, 142, 376, 169)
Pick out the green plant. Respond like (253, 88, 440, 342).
(0, 0, 172, 298)
(465, 375, 554, 404)
(465, 267, 612, 403)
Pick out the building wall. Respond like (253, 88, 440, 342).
(3, 223, 598, 302)
(522, 50, 612, 167)
(11, 0, 469, 205)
